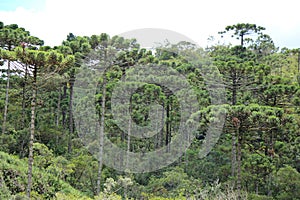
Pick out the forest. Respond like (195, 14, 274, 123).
(0, 22, 299, 200)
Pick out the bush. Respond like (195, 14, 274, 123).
(0, 171, 12, 199)
(273, 165, 300, 200)
(249, 193, 274, 200)
(0, 151, 89, 199)
(55, 192, 92, 200)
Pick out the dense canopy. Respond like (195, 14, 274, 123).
(0, 22, 299, 200)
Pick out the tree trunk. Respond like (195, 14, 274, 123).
(19, 64, 28, 158)
(241, 34, 244, 46)
(155, 105, 161, 149)
(237, 127, 242, 200)
(27, 66, 37, 199)
(126, 117, 132, 169)
(56, 87, 61, 127)
(62, 84, 67, 129)
(124, 117, 132, 199)
(21, 63, 28, 129)
(159, 103, 165, 148)
(96, 79, 106, 195)
(231, 73, 237, 178)
(165, 102, 170, 152)
(232, 73, 237, 105)
(231, 132, 237, 178)
(2, 60, 11, 137)
(68, 76, 74, 154)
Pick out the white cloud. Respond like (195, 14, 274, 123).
(0, 0, 300, 48)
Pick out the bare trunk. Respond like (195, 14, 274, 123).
(232, 75, 237, 105)
(165, 102, 170, 152)
(27, 66, 37, 199)
(124, 117, 131, 199)
(56, 88, 61, 127)
(231, 132, 237, 178)
(2, 60, 11, 137)
(159, 103, 165, 148)
(55, 88, 61, 149)
(155, 106, 160, 149)
(22, 64, 28, 129)
(96, 80, 106, 195)
(19, 64, 28, 158)
(62, 84, 67, 129)
(231, 73, 237, 179)
(241, 34, 244, 47)
(126, 117, 132, 169)
(68, 77, 74, 154)
(237, 127, 242, 200)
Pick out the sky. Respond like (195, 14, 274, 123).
(0, 0, 300, 49)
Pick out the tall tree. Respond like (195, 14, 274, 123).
(15, 47, 74, 199)
(0, 22, 43, 137)
(0, 49, 14, 140)
(217, 23, 271, 199)
(58, 33, 91, 154)
(219, 23, 265, 47)
(84, 33, 139, 194)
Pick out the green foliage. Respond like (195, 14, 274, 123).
(0, 22, 299, 199)
(146, 167, 199, 198)
(272, 165, 300, 200)
(0, 171, 12, 199)
(219, 23, 266, 46)
(55, 192, 93, 200)
(248, 193, 274, 200)
(194, 180, 248, 200)
(0, 151, 89, 199)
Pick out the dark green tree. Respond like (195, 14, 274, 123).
(0, 22, 43, 138)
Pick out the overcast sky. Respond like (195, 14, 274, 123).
(1, 0, 300, 49)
